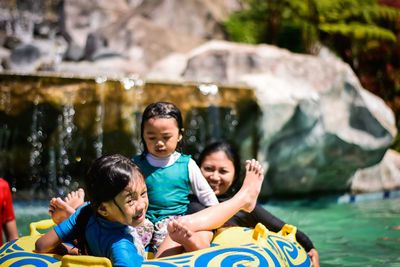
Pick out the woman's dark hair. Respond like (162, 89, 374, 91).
(198, 141, 242, 198)
(140, 102, 184, 153)
(76, 154, 143, 254)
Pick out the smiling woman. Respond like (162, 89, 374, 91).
(189, 141, 320, 267)
(199, 144, 240, 196)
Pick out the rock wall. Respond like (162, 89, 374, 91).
(148, 40, 399, 197)
(1, 1, 399, 197)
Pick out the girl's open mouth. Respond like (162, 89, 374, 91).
(134, 213, 144, 220)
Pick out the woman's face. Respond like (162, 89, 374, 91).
(200, 150, 235, 196)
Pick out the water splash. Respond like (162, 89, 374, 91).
(54, 95, 76, 196)
(0, 74, 258, 198)
(184, 83, 241, 157)
(200, 83, 222, 140)
(186, 108, 207, 155)
(223, 104, 239, 140)
(120, 75, 144, 91)
(198, 83, 219, 96)
(120, 75, 145, 150)
(94, 76, 107, 157)
(27, 100, 45, 193)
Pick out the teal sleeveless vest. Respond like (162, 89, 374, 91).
(133, 154, 191, 223)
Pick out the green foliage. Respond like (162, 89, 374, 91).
(319, 23, 397, 42)
(223, 0, 270, 44)
(224, 13, 263, 44)
(225, 0, 400, 50)
(315, 0, 400, 43)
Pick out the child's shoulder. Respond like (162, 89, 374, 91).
(177, 153, 192, 162)
(179, 153, 191, 158)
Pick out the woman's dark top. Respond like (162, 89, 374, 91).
(187, 195, 315, 252)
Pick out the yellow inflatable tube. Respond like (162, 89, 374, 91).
(0, 219, 311, 267)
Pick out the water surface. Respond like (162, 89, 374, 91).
(14, 198, 400, 266)
(264, 198, 400, 266)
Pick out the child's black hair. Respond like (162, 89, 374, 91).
(75, 154, 143, 254)
(140, 102, 184, 153)
(197, 141, 242, 198)
(85, 154, 143, 210)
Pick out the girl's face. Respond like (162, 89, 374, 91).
(101, 176, 148, 227)
(200, 150, 235, 196)
(143, 117, 182, 158)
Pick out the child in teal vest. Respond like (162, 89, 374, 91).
(133, 102, 218, 257)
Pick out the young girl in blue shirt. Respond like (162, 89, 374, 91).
(35, 153, 265, 267)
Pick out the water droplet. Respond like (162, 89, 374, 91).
(95, 76, 107, 84)
(198, 84, 219, 95)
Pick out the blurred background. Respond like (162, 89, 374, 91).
(0, 1, 399, 266)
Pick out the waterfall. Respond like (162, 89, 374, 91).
(0, 73, 259, 199)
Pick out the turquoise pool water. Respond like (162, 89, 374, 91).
(264, 198, 400, 267)
(13, 198, 400, 266)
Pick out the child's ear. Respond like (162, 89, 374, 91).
(97, 203, 109, 217)
(178, 129, 184, 142)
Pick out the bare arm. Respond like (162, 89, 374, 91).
(35, 229, 63, 253)
(308, 248, 320, 267)
(4, 219, 18, 241)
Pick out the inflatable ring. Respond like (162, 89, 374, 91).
(0, 219, 311, 266)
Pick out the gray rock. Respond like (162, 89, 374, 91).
(3, 35, 22, 50)
(5, 43, 41, 71)
(83, 32, 108, 61)
(148, 40, 398, 197)
(91, 48, 125, 61)
(350, 149, 400, 193)
(64, 0, 130, 47)
(63, 41, 84, 61)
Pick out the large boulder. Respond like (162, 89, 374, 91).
(59, 0, 238, 74)
(148, 40, 398, 197)
(1, 0, 241, 75)
(64, 0, 130, 47)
